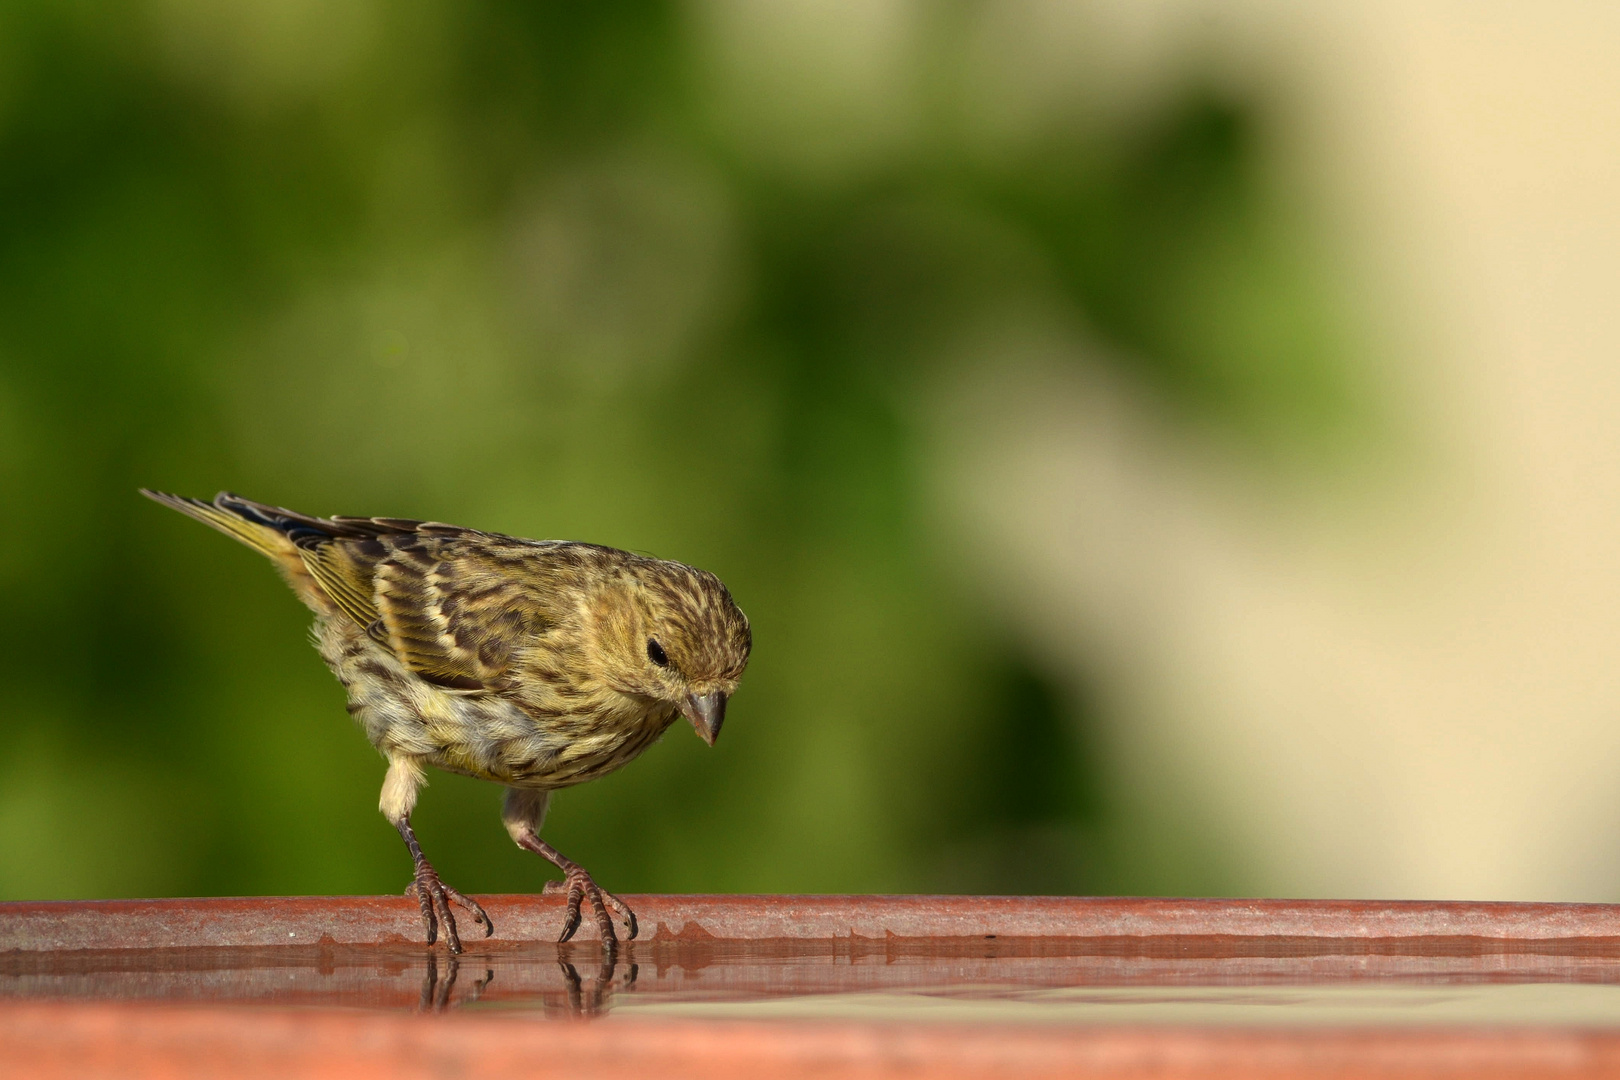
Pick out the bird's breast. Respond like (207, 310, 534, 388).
(319, 615, 680, 788)
(526, 699, 681, 787)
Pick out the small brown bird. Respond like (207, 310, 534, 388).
(143, 490, 750, 951)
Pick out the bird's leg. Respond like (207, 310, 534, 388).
(503, 787, 637, 945)
(384, 756, 492, 953)
(521, 832, 638, 944)
(397, 817, 492, 953)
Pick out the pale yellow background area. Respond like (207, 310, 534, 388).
(931, 2, 1620, 900)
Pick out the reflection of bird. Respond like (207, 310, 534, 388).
(143, 490, 751, 951)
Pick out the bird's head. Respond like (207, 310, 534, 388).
(587, 558, 751, 745)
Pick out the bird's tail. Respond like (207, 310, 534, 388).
(140, 490, 335, 610)
(142, 490, 303, 554)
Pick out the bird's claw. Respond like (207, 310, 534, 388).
(550, 868, 637, 945)
(405, 863, 493, 954)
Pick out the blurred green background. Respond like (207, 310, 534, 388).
(0, 0, 1359, 901)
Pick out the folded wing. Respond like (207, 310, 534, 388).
(143, 490, 551, 693)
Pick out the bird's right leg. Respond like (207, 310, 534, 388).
(503, 787, 637, 945)
(382, 756, 492, 953)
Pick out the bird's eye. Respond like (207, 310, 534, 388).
(646, 639, 669, 667)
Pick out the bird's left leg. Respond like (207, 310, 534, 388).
(383, 755, 492, 952)
(503, 787, 637, 944)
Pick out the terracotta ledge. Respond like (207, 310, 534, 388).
(10, 896, 1620, 1079)
(9, 999, 1620, 1080)
(8, 894, 1620, 951)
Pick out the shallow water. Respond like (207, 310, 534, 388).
(9, 936, 1620, 1023)
(614, 983, 1620, 1027)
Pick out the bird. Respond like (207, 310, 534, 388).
(142, 489, 751, 953)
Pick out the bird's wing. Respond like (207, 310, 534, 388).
(369, 534, 557, 693)
(294, 536, 384, 631)
(158, 491, 567, 693)
(142, 492, 556, 689)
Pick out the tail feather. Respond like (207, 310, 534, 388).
(141, 489, 333, 612)
(141, 489, 437, 620)
(140, 490, 294, 556)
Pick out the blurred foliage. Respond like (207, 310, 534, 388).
(0, 0, 1355, 900)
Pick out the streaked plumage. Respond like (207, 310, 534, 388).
(143, 490, 751, 951)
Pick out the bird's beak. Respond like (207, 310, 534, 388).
(681, 691, 727, 746)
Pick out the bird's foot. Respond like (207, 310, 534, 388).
(405, 860, 493, 954)
(544, 868, 637, 945)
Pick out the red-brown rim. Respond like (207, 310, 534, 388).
(7, 893, 1620, 951)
